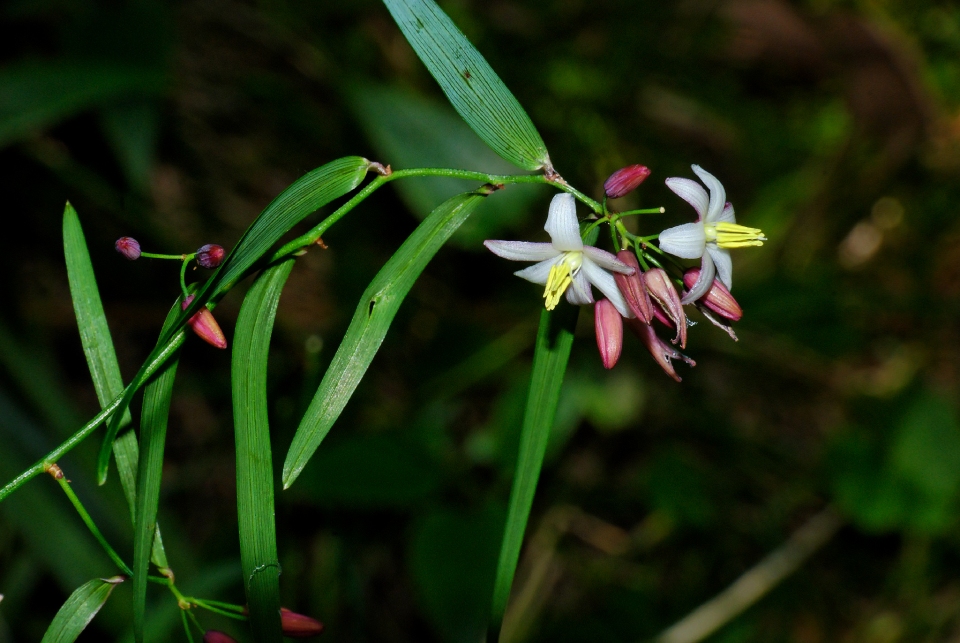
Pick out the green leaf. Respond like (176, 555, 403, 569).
(41, 576, 124, 643)
(382, 0, 551, 171)
(233, 260, 295, 642)
(490, 306, 576, 629)
(132, 302, 182, 643)
(282, 188, 491, 488)
(97, 156, 371, 485)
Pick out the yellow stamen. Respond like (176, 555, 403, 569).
(543, 252, 582, 310)
(705, 221, 766, 249)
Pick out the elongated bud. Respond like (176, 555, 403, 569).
(115, 237, 141, 260)
(643, 269, 686, 348)
(682, 269, 742, 321)
(613, 251, 653, 323)
(182, 295, 227, 349)
(203, 632, 238, 643)
(594, 299, 623, 369)
(627, 319, 695, 382)
(196, 244, 225, 269)
(281, 607, 325, 638)
(604, 165, 651, 199)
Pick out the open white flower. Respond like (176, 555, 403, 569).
(658, 165, 766, 304)
(485, 193, 635, 316)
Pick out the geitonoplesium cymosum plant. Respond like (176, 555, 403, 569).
(0, 0, 766, 641)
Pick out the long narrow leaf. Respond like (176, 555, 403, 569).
(489, 306, 576, 632)
(41, 576, 124, 643)
(233, 260, 295, 641)
(383, 0, 551, 171)
(282, 187, 493, 488)
(97, 156, 372, 484)
(132, 302, 182, 642)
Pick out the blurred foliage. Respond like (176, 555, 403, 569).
(1, 0, 960, 641)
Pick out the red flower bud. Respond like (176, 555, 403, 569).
(627, 319, 695, 382)
(182, 295, 228, 349)
(594, 299, 623, 369)
(613, 251, 653, 323)
(196, 244, 225, 269)
(115, 237, 141, 260)
(682, 269, 742, 321)
(281, 607, 325, 638)
(203, 631, 238, 643)
(643, 269, 687, 348)
(603, 165, 651, 199)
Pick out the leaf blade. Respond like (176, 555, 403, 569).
(41, 577, 123, 643)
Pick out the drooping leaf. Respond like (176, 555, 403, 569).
(41, 576, 124, 643)
(233, 260, 295, 642)
(382, 0, 551, 171)
(282, 188, 492, 488)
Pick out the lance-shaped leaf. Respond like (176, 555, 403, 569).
(234, 260, 295, 641)
(41, 576, 125, 643)
(383, 0, 551, 172)
(97, 156, 372, 485)
(283, 187, 493, 488)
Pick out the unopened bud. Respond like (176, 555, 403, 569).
(594, 299, 623, 370)
(604, 165, 651, 199)
(181, 295, 228, 349)
(281, 607, 325, 638)
(682, 269, 742, 321)
(613, 251, 653, 323)
(196, 244, 225, 269)
(115, 237, 141, 260)
(203, 632, 238, 643)
(627, 319, 695, 382)
(643, 269, 687, 348)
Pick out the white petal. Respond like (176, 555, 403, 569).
(718, 201, 736, 224)
(544, 193, 583, 252)
(691, 165, 726, 223)
(583, 246, 634, 274)
(681, 252, 716, 305)
(658, 222, 706, 259)
(513, 255, 563, 285)
(581, 258, 633, 317)
(484, 240, 560, 262)
(565, 270, 594, 305)
(665, 177, 709, 220)
(707, 245, 733, 290)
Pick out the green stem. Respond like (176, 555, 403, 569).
(193, 599, 249, 620)
(179, 259, 190, 299)
(141, 252, 191, 261)
(614, 207, 665, 216)
(181, 610, 195, 643)
(53, 469, 132, 575)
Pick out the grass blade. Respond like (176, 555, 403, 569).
(282, 187, 493, 488)
(233, 259, 295, 641)
(382, 0, 551, 171)
(41, 576, 124, 643)
(489, 306, 576, 632)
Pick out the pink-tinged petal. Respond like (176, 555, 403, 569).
(604, 165, 651, 199)
(565, 270, 594, 305)
(484, 240, 560, 262)
(181, 295, 228, 349)
(658, 222, 706, 259)
(706, 245, 733, 290)
(718, 201, 736, 224)
(680, 252, 716, 305)
(683, 268, 742, 322)
(544, 193, 583, 252)
(691, 165, 726, 223)
(665, 177, 709, 220)
(583, 246, 634, 274)
(280, 607, 325, 637)
(614, 251, 654, 323)
(582, 258, 633, 318)
(513, 255, 563, 285)
(594, 299, 624, 369)
(627, 319, 695, 382)
(644, 268, 687, 347)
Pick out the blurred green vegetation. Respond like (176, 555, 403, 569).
(2, 0, 960, 641)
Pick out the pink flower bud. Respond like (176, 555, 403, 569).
(627, 319, 695, 382)
(613, 251, 653, 323)
(643, 269, 687, 348)
(682, 269, 742, 321)
(203, 631, 238, 643)
(281, 607, 325, 638)
(594, 299, 623, 369)
(181, 295, 228, 349)
(115, 237, 141, 260)
(196, 244, 225, 269)
(604, 165, 651, 199)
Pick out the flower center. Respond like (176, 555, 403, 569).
(543, 251, 583, 310)
(704, 221, 767, 249)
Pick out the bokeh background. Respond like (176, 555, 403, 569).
(2, 0, 960, 641)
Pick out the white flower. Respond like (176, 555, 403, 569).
(485, 193, 635, 316)
(658, 165, 765, 304)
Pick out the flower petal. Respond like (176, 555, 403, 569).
(544, 193, 583, 252)
(658, 222, 706, 259)
(513, 255, 562, 285)
(680, 251, 716, 305)
(565, 269, 594, 305)
(582, 258, 633, 317)
(665, 177, 709, 220)
(718, 201, 736, 224)
(706, 245, 733, 290)
(484, 240, 560, 262)
(691, 165, 726, 223)
(583, 246, 634, 274)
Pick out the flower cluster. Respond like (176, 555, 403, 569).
(485, 165, 765, 381)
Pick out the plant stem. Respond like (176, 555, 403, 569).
(179, 258, 190, 299)
(141, 252, 190, 261)
(53, 469, 132, 575)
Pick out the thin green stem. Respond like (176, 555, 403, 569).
(193, 599, 249, 620)
(614, 207, 665, 217)
(141, 252, 190, 261)
(185, 609, 205, 635)
(195, 598, 246, 613)
(179, 259, 190, 299)
(53, 470, 132, 575)
(181, 610, 195, 643)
